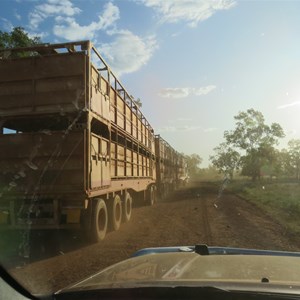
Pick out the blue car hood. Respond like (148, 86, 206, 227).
(59, 247, 300, 293)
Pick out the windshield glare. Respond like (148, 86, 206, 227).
(1, 0, 300, 297)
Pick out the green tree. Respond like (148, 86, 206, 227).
(209, 142, 240, 179)
(224, 109, 285, 181)
(0, 27, 41, 48)
(241, 143, 279, 180)
(287, 139, 300, 180)
(185, 154, 202, 178)
(272, 149, 291, 178)
(0, 27, 41, 57)
(130, 95, 142, 109)
(135, 98, 142, 108)
(202, 164, 222, 179)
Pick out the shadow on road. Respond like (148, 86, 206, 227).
(0, 182, 222, 269)
(0, 229, 91, 268)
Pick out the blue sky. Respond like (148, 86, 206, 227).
(1, 0, 300, 166)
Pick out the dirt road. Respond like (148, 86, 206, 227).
(5, 182, 300, 294)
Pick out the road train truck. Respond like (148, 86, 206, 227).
(0, 41, 188, 241)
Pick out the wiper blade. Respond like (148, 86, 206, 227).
(132, 245, 300, 257)
(204, 246, 300, 257)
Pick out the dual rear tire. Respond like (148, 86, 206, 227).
(123, 192, 132, 222)
(146, 185, 156, 206)
(89, 192, 133, 242)
(109, 195, 122, 231)
(90, 198, 108, 242)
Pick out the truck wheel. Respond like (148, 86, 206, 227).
(146, 185, 156, 206)
(91, 198, 108, 242)
(109, 194, 122, 231)
(123, 192, 132, 222)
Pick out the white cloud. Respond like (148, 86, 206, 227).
(286, 129, 297, 136)
(29, 0, 81, 29)
(178, 125, 202, 131)
(171, 31, 181, 37)
(193, 85, 217, 95)
(53, 18, 93, 40)
(0, 18, 13, 31)
(26, 1, 155, 76)
(158, 123, 217, 133)
(99, 31, 158, 76)
(203, 127, 218, 133)
(159, 85, 216, 98)
(177, 117, 193, 121)
(159, 88, 190, 98)
(39, 0, 81, 16)
(28, 31, 49, 40)
(29, 12, 45, 30)
(14, 11, 21, 21)
(139, 0, 236, 27)
(158, 126, 177, 132)
(277, 101, 300, 109)
(53, 2, 119, 40)
(159, 125, 201, 132)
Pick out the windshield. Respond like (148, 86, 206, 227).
(1, 0, 300, 296)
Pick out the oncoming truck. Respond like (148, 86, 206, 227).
(0, 41, 188, 241)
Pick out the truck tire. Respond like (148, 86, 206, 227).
(123, 192, 132, 222)
(109, 194, 122, 231)
(90, 198, 108, 242)
(146, 185, 156, 206)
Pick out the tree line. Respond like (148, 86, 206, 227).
(0, 27, 41, 50)
(209, 108, 300, 181)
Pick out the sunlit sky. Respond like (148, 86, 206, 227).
(1, 0, 300, 166)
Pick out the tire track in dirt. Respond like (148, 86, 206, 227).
(200, 196, 212, 245)
(7, 182, 300, 295)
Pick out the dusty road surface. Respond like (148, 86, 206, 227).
(3, 182, 300, 294)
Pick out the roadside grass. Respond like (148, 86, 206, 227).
(226, 179, 300, 235)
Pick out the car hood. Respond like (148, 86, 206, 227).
(58, 250, 300, 293)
